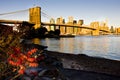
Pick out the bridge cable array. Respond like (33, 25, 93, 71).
(41, 9, 53, 20)
(0, 8, 54, 21)
(0, 9, 29, 16)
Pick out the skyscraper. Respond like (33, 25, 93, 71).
(56, 17, 66, 34)
(50, 18, 55, 31)
(67, 16, 74, 34)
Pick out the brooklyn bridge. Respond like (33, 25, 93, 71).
(0, 6, 111, 36)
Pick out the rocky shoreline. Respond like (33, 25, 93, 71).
(46, 50, 120, 77)
(1, 43, 120, 80)
(19, 44, 120, 80)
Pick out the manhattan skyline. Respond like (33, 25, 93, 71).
(0, 0, 120, 27)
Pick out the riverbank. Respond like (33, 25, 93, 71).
(46, 50, 120, 77)
(3, 43, 118, 80)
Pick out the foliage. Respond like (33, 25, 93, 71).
(54, 29, 60, 36)
(25, 26, 61, 38)
(0, 23, 64, 79)
(25, 26, 48, 38)
(7, 47, 39, 74)
(0, 22, 34, 79)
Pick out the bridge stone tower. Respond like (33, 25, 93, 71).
(29, 6, 41, 29)
(90, 22, 100, 35)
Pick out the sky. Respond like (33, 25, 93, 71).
(0, 0, 120, 27)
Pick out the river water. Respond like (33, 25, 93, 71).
(31, 35, 120, 61)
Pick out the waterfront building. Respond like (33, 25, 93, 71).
(56, 17, 65, 34)
(78, 20, 84, 25)
(49, 18, 55, 31)
(110, 26, 115, 33)
(66, 16, 74, 34)
(77, 20, 91, 35)
(77, 20, 84, 35)
(56, 18, 61, 29)
(68, 16, 74, 23)
(73, 20, 77, 34)
(90, 22, 99, 29)
(99, 21, 109, 35)
(115, 27, 120, 34)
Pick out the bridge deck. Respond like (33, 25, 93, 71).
(0, 19, 110, 33)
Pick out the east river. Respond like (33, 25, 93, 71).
(31, 35, 120, 61)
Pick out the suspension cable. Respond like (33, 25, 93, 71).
(41, 9, 53, 19)
(0, 9, 29, 16)
(41, 12, 52, 19)
(0, 8, 54, 21)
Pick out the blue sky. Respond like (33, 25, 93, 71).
(0, 0, 120, 27)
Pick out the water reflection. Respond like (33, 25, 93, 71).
(59, 38, 74, 53)
(32, 36, 120, 60)
(33, 38, 41, 45)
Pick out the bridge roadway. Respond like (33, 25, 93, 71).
(41, 22, 110, 32)
(0, 19, 110, 33)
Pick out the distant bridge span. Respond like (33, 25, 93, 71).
(0, 20, 96, 30)
(41, 22, 110, 32)
(41, 22, 96, 30)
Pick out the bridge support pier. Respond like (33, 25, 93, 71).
(92, 29, 99, 36)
